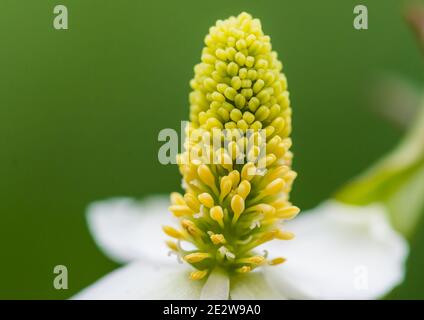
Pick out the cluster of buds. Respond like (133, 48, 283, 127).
(163, 12, 299, 280)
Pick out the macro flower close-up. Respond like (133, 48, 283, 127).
(74, 12, 417, 300)
(2, 0, 424, 305)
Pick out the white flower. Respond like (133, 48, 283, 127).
(73, 196, 408, 300)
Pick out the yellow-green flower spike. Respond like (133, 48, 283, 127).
(164, 12, 299, 279)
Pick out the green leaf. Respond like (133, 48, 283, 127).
(336, 100, 424, 237)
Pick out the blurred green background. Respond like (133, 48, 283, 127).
(1, 0, 423, 299)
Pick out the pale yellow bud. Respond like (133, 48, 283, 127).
(162, 226, 184, 239)
(236, 266, 251, 273)
(228, 170, 240, 186)
(220, 176, 233, 200)
(210, 206, 224, 227)
(169, 205, 193, 217)
(198, 192, 214, 208)
(184, 193, 200, 212)
(263, 178, 285, 196)
(231, 194, 245, 223)
(268, 257, 286, 266)
(166, 240, 178, 251)
(210, 233, 226, 245)
(197, 164, 216, 189)
(190, 270, 209, 280)
(184, 252, 211, 263)
(276, 206, 300, 220)
(237, 180, 251, 199)
(170, 192, 185, 205)
(275, 229, 295, 240)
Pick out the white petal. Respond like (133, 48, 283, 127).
(262, 200, 408, 300)
(87, 196, 175, 264)
(230, 271, 286, 300)
(73, 261, 203, 300)
(200, 268, 230, 300)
